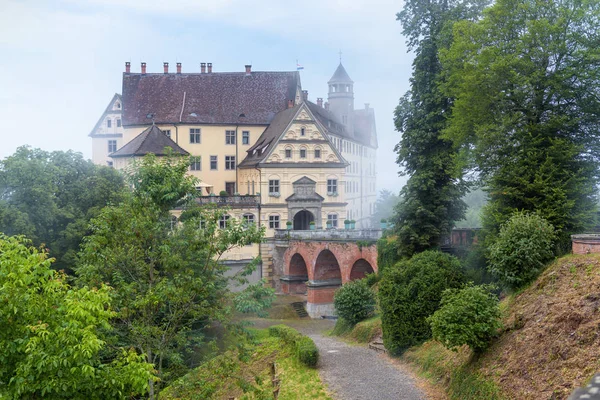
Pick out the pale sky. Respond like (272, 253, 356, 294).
(0, 0, 412, 192)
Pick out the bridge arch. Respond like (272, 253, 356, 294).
(349, 259, 375, 281)
(314, 249, 342, 281)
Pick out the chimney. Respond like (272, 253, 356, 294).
(125, 62, 131, 73)
(365, 103, 370, 110)
(176, 62, 182, 74)
(245, 64, 252, 75)
(141, 62, 147, 75)
(302, 90, 308, 101)
(317, 97, 323, 107)
(287, 99, 294, 109)
(324, 102, 330, 111)
(207, 63, 213, 73)
(163, 62, 169, 74)
(200, 63, 206, 73)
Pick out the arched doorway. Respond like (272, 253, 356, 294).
(294, 210, 314, 230)
(350, 259, 374, 281)
(314, 250, 341, 281)
(287, 253, 308, 294)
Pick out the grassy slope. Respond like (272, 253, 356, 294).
(160, 329, 331, 400)
(404, 253, 600, 400)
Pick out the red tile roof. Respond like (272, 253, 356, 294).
(122, 71, 300, 126)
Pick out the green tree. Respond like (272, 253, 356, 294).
(76, 154, 264, 398)
(334, 279, 376, 326)
(442, 0, 600, 248)
(0, 234, 153, 399)
(370, 190, 400, 226)
(428, 284, 501, 353)
(391, 0, 489, 258)
(0, 146, 125, 269)
(379, 250, 465, 355)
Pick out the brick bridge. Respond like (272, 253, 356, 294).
(264, 229, 381, 318)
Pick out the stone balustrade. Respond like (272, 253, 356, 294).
(273, 228, 382, 242)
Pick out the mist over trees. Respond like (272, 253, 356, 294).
(0, 146, 125, 270)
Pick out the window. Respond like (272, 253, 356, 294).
(108, 140, 117, 153)
(190, 128, 201, 143)
(314, 149, 321, 158)
(327, 214, 338, 228)
(210, 155, 217, 170)
(242, 131, 250, 145)
(163, 129, 171, 138)
(106, 119, 111, 128)
(285, 148, 292, 158)
(243, 213, 255, 225)
(219, 214, 230, 229)
(116, 119, 122, 127)
(300, 127, 306, 136)
(269, 215, 280, 229)
(107, 161, 113, 168)
(268, 179, 280, 195)
(116, 103, 121, 109)
(300, 148, 306, 158)
(225, 130, 236, 144)
(225, 155, 236, 170)
(327, 179, 338, 195)
(190, 156, 201, 171)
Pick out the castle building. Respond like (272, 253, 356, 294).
(89, 61, 377, 284)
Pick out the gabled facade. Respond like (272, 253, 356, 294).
(89, 93, 124, 167)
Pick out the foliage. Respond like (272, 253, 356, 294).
(454, 188, 487, 229)
(76, 154, 264, 394)
(442, 0, 600, 247)
(461, 245, 497, 287)
(379, 250, 465, 355)
(370, 189, 400, 226)
(376, 235, 401, 275)
(0, 234, 153, 399)
(0, 146, 124, 270)
(391, 0, 490, 258)
(268, 325, 319, 368)
(333, 279, 376, 325)
(233, 280, 276, 317)
(428, 284, 501, 353)
(487, 212, 556, 289)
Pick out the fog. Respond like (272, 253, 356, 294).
(0, 0, 412, 193)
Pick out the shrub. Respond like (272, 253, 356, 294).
(268, 325, 318, 367)
(377, 235, 401, 275)
(428, 284, 501, 353)
(334, 279, 376, 325)
(379, 250, 465, 355)
(487, 212, 556, 289)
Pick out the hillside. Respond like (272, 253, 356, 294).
(405, 253, 600, 399)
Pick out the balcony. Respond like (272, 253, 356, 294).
(195, 194, 260, 208)
(273, 228, 382, 242)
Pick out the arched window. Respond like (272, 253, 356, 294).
(285, 147, 292, 158)
(299, 146, 307, 159)
(314, 146, 322, 159)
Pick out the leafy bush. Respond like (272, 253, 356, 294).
(234, 281, 275, 317)
(487, 212, 556, 289)
(268, 325, 319, 367)
(428, 284, 501, 353)
(379, 250, 465, 355)
(377, 235, 401, 275)
(333, 279, 376, 325)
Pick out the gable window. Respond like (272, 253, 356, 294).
(314, 149, 321, 158)
(327, 179, 338, 195)
(190, 156, 201, 171)
(116, 119, 122, 127)
(106, 119, 112, 128)
(163, 129, 171, 138)
(300, 148, 307, 159)
(225, 130, 236, 145)
(242, 131, 250, 145)
(268, 179, 280, 195)
(269, 215, 280, 229)
(108, 140, 117, 153)
(225, 155, 236, 170)
(210, 155, 217, 170)
(285, 148, 292, 158)
(219, 214, 230, 229)
(327, 214, 338, 228)
(300, 127, 306, 136)
(116, 103, 121, 109)
(190, 128, 201, 143)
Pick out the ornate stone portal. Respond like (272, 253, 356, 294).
(286, 177, 324, 230)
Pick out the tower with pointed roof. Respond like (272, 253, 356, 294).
(327, 62, 355, 133)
